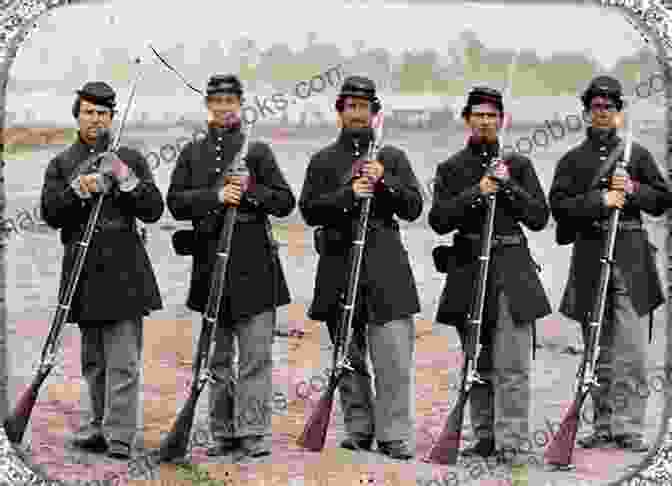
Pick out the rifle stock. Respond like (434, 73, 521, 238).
(158, 372, 205, 461)
(544, 387, 587, 466)
(423, 360, 470, 465)
(297, 374, 341, 451)
(4, 366, 52, 443)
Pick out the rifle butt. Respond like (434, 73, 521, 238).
(4, 368, 50, 444)
(297, 379, 339, 451)
(423, 391, 468, 465)
(158, 388, 202, 462)
(544, 391, 587, 467)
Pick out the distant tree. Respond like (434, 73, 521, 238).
(536, 52, 597, 95)
(347, 47, 393, 91)
(516, 49, 541, 70)
(257, 43, 295, 86)
(610, 63, 645, 95)
(462, 33, 485, 76)
(397, 49, 438, 93)
(297, 40, 343, 72)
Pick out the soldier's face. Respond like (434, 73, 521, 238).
(589, 96, 619, 129)
(466, 104, 501, 142)
(77, 99, 113, 145)
(206, 94, 241, 127)
(339, 97, 372, 129)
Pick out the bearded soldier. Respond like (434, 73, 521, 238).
(299, 76, 422, 460)
(549, 76, 671, 453)
(40, 81, 164, 459)
(166, 74, 295, 459)
(429, 86, 551, 463)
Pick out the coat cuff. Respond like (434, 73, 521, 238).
(117, 167, 141, 192)
(336, 184, 357, 212)
(378, 173, 402, 196)
(465, 184, 484, 208)
(244, 183, 271, 209)
(502, 180, 530, 203)
(586, 189, 610, 217)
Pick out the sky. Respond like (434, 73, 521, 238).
(10, 0, 652, 77)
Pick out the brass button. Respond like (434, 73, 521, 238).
(216, 157, 221, 161)
(600, 156, 607, 161)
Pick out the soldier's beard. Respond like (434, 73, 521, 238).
(471, 128, 498, 144)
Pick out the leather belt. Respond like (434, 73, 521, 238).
(590, 219, 643, 232)
(236, 211, 264, 223)
(94, 218, 135, 232)
(367, 218, 399, 231)
(460, 232, 525, 247)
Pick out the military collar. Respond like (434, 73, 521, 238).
(585, 126, 620, 148)
(467, 135, 500, 158)
(207, 124, 242, 142)
(73, 131, 106, 156)
(337, 127, 374, 155)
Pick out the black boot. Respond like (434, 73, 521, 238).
(207, 438, 241, 456)
(340, 434, 374, 451)
(70, 420, 107, 453)
(460, 438, 495, 458)
(377, 440, 413, 460)
(577, 430, 613, 448)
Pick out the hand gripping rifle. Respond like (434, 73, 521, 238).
(544, 103, 634, 470)
(297, 113, 385, 451)
(159, 117, 253, 462)
(4, 59, 144, 445)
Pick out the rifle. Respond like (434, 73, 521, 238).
(4, 59, 144, 444)
(544, 107, 634, 470)
(422, 157, 499, 465)
(297, 113, 385, 451)
(158, 117, 253, 462)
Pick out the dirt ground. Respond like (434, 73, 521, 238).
(3, 126, 670, 485)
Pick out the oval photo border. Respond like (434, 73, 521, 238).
(1, 0, 672, 485)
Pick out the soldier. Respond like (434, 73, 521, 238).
(428, 86, 551, 463)
(299, 75, 423, 460)
(549, 76, 671, 453)
(166, 74, 295, 459)
(40, 81, 164, 459)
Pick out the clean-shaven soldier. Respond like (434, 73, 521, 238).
(41, 81, 164, 460)
(299, 75, 423, 460)
(429, 86, 551, 463)
(550, 75, 671, 453)
(167, 75, 295, 459)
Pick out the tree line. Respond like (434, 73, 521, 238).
(8, 30, 663, 98)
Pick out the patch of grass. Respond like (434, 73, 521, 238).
(176, 463, 228, 485)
